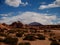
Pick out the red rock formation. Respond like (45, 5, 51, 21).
(10, 21, 23, 28)
(0, 23, 10, 30)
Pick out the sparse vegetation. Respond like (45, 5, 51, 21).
(0, 21, 60, 45)
(23, 34, 36, 41)
(0, 38, 4, 42)
(19, 42, 31, 45)
(8, 30, 16, 33)
(16, 32, 23, 37)
(49, 33, 55, 37)
(0, 33, 7, 37)
(50, 40, 59, 45)
(36, 34, 45, 40)
(48, 38, 54, 41)
(4, 37, 18, 45)
(58, 39, 60, 42)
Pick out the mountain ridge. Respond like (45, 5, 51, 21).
(29, 22, 43, 26)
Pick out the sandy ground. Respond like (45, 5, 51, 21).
(18, 37, 51, 45)
(0, 30, 60, 45)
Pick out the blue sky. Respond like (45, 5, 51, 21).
(0, 0, 60, 25)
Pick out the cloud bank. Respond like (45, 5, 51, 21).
(0, 12, 57, 25)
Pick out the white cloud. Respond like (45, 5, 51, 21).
(41, 2, 46, 5)
(57, 22, 60, 24)
(39, 0, 60, 9)
(21, 2, 28, 6)
(5, 0, 28, 7)
(0, 12, 57, 25)
(0, 14, 8, 17)
(0, 13, 12, 17)
(55, 18, 60, 24)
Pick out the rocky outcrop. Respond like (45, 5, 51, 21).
(10, 21, 23, 28)
(0, 23, 10, 30)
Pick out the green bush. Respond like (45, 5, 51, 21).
(36, 34, 45, 40)
(0, 33, 7, 37)
(23, 30, 28, 33)
(8, 30, 16, 33)
(44, 30, 47, 32)
(16, 32, 23, 37)
(50, 41, 59, 45)
(49, 33, 55, 37)
(16, 30, 22, 33)
(19, 42, 31, 45)
(23, 34, 36, 41)
(4, 37, 18, 45)
(0, 29, 4, 32)
(0, 38, 4, 42)
(48, 38, 56, 41)
(58, 39, 60, 42)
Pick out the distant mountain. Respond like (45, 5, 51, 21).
(29, 22, 43, 26)
(10, 21, 23, 28)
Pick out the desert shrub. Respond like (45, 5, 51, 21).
(44, 29, 51, 32)
(0, 33, 7, 37)
(49, 33, 55, 37)
(0, 38, 4, 42)
(44, 30, 47, 32)
(30, 30, 37, 33)
(16, 32, 23, 37)
(19, 42, 31, 45)
(23, 30, 28, 33)
(4, 37, 18, 45)
(36, 34, 45, 40)
(48, 38, 56, 41)
(16, 30, 22, 33)
(8, 30, 16, 33)
(31, 34, 35, 36)
(58, 39, 60, 42)
(50, 41, 59, 45)
(48, 38, 53, 41)
(23, 34, 36, 41)
(24, 42, 31, 45)
(0, 29, 4, 32)
(48, 30, 51, 32)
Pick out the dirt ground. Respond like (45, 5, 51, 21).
(0, 30, 60, 45)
